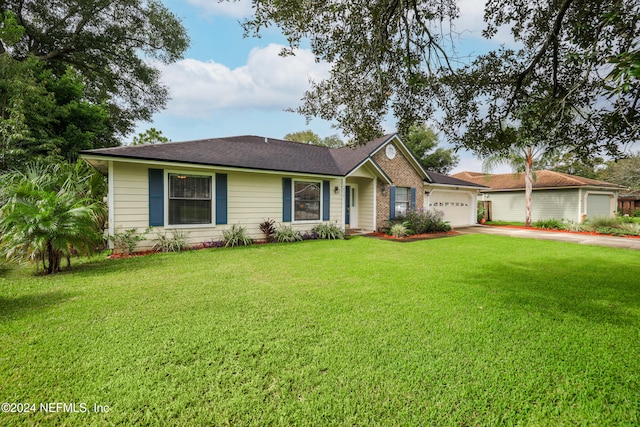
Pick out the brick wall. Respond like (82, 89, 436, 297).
(373, 143, 425, 231)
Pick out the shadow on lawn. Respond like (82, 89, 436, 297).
(0, 291, 78, 321)
(471, 256, 640, 327)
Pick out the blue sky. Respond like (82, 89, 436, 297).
(139, 0, 510, 173)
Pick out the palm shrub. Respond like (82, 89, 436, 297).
(273, 225, 302, 243)
(312, 223, 344, 240)
(0, 161, 105, 273)
(389, 222, 411, 238)
(153, 230, 190, 252)
(222, 224, 253, 247)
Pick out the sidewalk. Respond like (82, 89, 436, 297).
(455, 225, 640, 250)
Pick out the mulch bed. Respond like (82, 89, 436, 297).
(364, 231, 460, 242)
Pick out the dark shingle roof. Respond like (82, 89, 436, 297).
(82, 135, 344, 175)
(82, 133, 482, 189)
(426, 171, 488, 188)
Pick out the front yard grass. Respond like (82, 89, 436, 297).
(1, 235, 639, 425)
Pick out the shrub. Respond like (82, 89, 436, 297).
(312, 223, 345, 240)
(259, 218, 277, 241)
(389, 222, 411, 238)
(618, 215, 635, 224)
(634, 209, 640, 218)
(273, 225, 302, 243)
(588, 216, 623, 229)
(202, 240, 225, 249)
(562, 220, 589, 232)
(595, 226, 638, 237)
(222, 224, 253, 247)
(300, 231, 319, 240)
(533, 218, 565, 230)
(110, 227, 150, 254)
(395, 208, 451, 234)
(153, 230, 190, 252)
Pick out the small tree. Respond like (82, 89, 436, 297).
(0, 161, 105, 273)
(284, 130, 344, 148)
(401, 124, 459, 174)
(131, 128, 171, 145)
(482, 139, 553, 228)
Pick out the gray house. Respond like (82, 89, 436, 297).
(452, 170, 624, 223)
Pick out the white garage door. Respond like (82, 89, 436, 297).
(428, 191, 473, 227)
(586, 194, 612, 219)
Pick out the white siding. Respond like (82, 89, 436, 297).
(487, 189, 580, 222)
(346, 177, 375, 232)
(110, 161, 344, 252)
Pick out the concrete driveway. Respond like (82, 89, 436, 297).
(455, 225, 640, 250)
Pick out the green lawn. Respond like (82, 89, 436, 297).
(1, 235, 639, 425)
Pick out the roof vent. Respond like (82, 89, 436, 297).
(264, 137, 268, 143)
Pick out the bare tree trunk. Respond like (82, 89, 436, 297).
(524, 146, 534, 227)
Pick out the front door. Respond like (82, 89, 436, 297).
(345, 185, 358, 228)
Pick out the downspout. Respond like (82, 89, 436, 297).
(341, 177, 347, 231)
(107, 161, 115, 248)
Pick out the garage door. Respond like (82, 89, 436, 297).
(428, 191, 472, 226)
(586, 194, 612, 219)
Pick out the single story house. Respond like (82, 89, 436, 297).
(81, 133, 485, 251)
(452, 170, 624, 223)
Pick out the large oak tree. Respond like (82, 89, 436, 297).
(237, 0, 639, 159)
(0, 0, 189, 142)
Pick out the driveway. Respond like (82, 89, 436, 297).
(456, 225, 640, 250)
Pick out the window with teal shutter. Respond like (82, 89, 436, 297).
(168, 174, 212, 225)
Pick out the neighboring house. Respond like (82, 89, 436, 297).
(618, 190, 640, 216)
(452, 170, 624, 223)
(81, 134, 485, 251)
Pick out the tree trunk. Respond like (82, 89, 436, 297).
(524, 146, 534, 227)
(46, 241, 61, 274)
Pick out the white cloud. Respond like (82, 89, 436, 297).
(451, 0, 519, 49)
(157, 44, 331, 118)
(187, 0, 253, 18)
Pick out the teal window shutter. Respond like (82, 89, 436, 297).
(148, 169, 164, 226)
(282, 178, 292, 222)
(215, 173, 228, 225)
(410, 188, 416, 210)
(322, 180, 330, 221)
(389, 186, 396, 220)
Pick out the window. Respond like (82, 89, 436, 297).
(168, 174, 212, 225)
(395, 187, 409, 217)
(294, 181, 321, 221)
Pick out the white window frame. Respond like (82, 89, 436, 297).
(164, 171, 216, 229)
(292, 179, 323, 223)
(395, 186, 410, 217)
